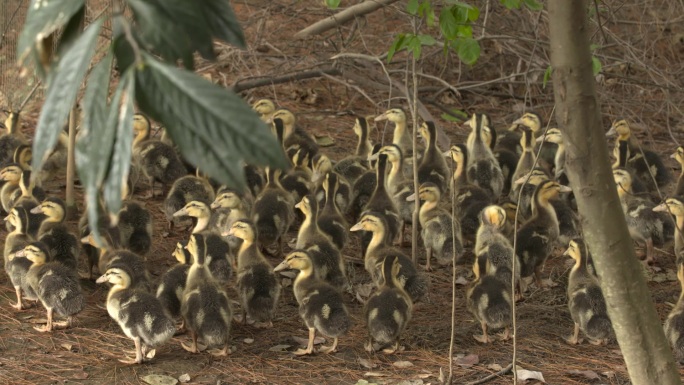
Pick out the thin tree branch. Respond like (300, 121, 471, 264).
(293, 0, 400, 39)
(231, 67, 341, 93)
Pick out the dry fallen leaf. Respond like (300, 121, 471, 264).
(567, 369, 600, 380)
(453, 353, 479, 367)
(243, 338, 254, 344)
(60, 343, 74, 351)
(268, 344, 291, 352)
(358, 357, 377, 369)
(516, 367, 546, 383)
(393, 360, 414, 368)
(364, 372, 389, 377)
(72, 371, 89, 380)
(141, 374, 178, 385)
(487, 363, 504, 371)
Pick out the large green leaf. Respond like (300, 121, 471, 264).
(200, 0, 247, 48)
(31, 18, 102, 177)
(16, 0, 85, 66)
(457, 37, 480, 65)
(135, 54, 288, 190)
(112, 15, 136, 73)
(103, 70, 135, 224)
(439, 8, 458, 40)
(54, 7, 85, 58)
(76, 53, 114, 242)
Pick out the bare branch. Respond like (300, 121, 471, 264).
(294, 0, 400, 40)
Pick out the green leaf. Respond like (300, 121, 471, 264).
(457, 37, 480, 65)
(592, 56, 602, 75)
(200, 0, 247, 48)
(407, 0, 419, 15)
(387, 33, 407, 63)
(522, 0, 543, 11)
(76, 53, 114, 243)
(543, 65, 553, 88)
(439, 8, 458, 40)
(31, 18, 102, 177)
(103, 70, 136, 223)
(457, 25, 473, 38)
(441, 109, 467, 122)
(408, 36, 422, 59)
(112, 15, 135, 73)
(417, 34, 437, 46)
(135, 54, 289, 190)
(16, 0, 85, 66)
(500, 0, 521, 9)
(325, 0, 341, 9)
(54, 7, 85, 59)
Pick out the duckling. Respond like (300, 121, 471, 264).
(4, 206, 35, 310)
(564, 239, 612, 345)
(118, 198, 153, 256)
(475, 205, 520, 287)
(465, 113, 504, 199)
(227, 220, 280, 327)
(12, 144, 31, 170)
(156, 241, 191, 325)
(4, 168, 46, 237)
(311, 153, 351, 214)
(173, 201, 233, 284)
(97, 268, 175, 364)
(665, 261, 684, 362)
(81, 233, 151, 291)
(19, 242, 84, 332)
(211, 188, 251, 233)
(333, 116, 373, 184)
(607, 119, 671, 190)
(295, 195, 347, 289)
(350, 213, 428, 302)
(373, 145, 413, 246)
(446, 144, 493, 243)
(318, 172, 350, 251)
(274, 250, 351, 355)
(1, 163, 25, 212)
(30, 197, 79, 269)
(490, 126, 520, 196)
(349, 144, 381, 221)
(512, 112, 557, 173)
(407, 182, 463, 271)
(510, 126, 536, 187)
(360, 153, 400, 254)
(41, 131, 69, 181)
(164, 173, 215, 230)
(374, 108, 413, 159)
(671, 146, 684, 197)
(466, 254, 512, 343)
(535, 128, 567, 184)
(132, 113, 188, 198)
(244, 163, 265, 198)
(364, 255, 413, 354)
(252, 167, 295, 256)
(417, 121, 449, 194)
(514, 171, 580, 246)
(280, 148, 313, 204)
(613, 168, 673, 265)
(180, 233, 233, 356)
(611, 139, 649, 198)
(516, 180, 572, 291)
(252, 98, 276, 122)
(509, 168, 549, 221)
(0, 111, 27, 166)
(654, 197, 684, 261)
(270, 108, 319, 163)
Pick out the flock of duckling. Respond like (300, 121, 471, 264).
(2, 101, 684, 366)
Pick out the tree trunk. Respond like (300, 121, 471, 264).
(548, 1, 681, 384)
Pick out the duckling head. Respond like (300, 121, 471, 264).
(212, 190, 240, 210)
(186, 233, 210, 265)
(607, 119, 630, 140)
(350, 212, 384, 233)
(512, 112, 542, 133)
(270, 109, 296, 135)
(445, 144, 467, 167)
(5, 206, 29, 233)
(374, 108, 406, 124)
(353, 116, 370, 137)
(295, 194, 317, 217)
(513, 168, 549, 187)
(535, 179, 571, 202)
(563, 238, 587, 268)
(416, 182, 441, 203)
(479, 205, 507, 228)
(173, 241, 190, 265)
(654, 197, 684, 217)
(671, 146, 684, 165)
(96, 267, 131, 287)
(311, 154, 331, 182)
(274, 249, 312, 272)
(612, 168, 632, 195)
(3, 110, 19, 134)
(536, 128, 562, 145)
(12, 144, 32, 170)
(19, 242, 50, 264)
(225, 219, 256, 241)
(174, 201, 210, 219)
(374, 144, 403, 164)
(252, 99, 276, 120)
(0, 163, 23, 183)
(31, 197, 66, 221)
(132, 113, 151, 141)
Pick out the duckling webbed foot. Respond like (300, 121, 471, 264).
(381, 341, 400, 354)
(294, 328, 317, 355)
(588, 338, 608, 346)
(565, 323, 582, 345)
(497, 327, 511, 341)
(208, 345, 231, 356)
(473, 322, 493, 343)
(119, 338, 144, 364)
(318, 337, 339, 354)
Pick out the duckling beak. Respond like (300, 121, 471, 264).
(3, 215, 9, 222)
(511, 118, 523, 126)
(30, 206, 43, 214)
(562, 248, 571, 257)
(605, 126, 616, 137)
(513, 175, 527, 186)
(210, 201, 220, 209)
(294, 202, 302, 210)
(95, 274, 109, 284)
(14, 249, 25, 258)
(173, 208, 188, 217)
(653, 203, 668, 212)
(535, 135, 545, 144)
(406, 193, 416, 202)
(349, 222, 364, 232)
(558, 185, 573, 193)
(442, 150, 451, 157)
(671, 153, 677, 159)
(374, 113, 388, 122)
(367, 153, 379, 161)
(273, 261, 289, 272)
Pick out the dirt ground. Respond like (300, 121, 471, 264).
(2, 1, 684, 384)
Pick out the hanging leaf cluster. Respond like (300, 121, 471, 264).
(16, 0, 288, 239)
